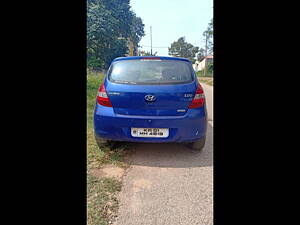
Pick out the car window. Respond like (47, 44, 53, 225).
(108, 60, 194, 84)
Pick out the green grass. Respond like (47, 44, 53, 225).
(87, 71, 130, 225)
(87, 175, 121, 225)
(87, 73, 105, 170)
(198, 77, 213, 86)
(87, 72, 129, 170)
(196, 70, 213, 78)
(196, 70, 213, 86)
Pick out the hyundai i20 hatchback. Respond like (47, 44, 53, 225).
(94, 56, 207, 150)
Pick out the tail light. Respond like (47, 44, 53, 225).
(142, 57, 161, 60)
(188, 84, 205, 108)
(97, 83, 112, 107)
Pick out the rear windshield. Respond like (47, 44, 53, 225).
(108, 59, 194, 84)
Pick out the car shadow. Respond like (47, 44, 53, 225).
(124, 123, 213, 168)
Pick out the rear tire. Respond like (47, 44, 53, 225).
(188, 136, 206, 151)
(95, 134, 107, 149)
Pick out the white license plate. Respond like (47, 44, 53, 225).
(131, 128, 169, 138)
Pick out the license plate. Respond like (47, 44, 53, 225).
(131, 128, 169, 138)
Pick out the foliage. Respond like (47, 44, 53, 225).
(87, 0, 145, 70)
(87, 72, 129, 224)
(87, 73, 128, 169)
(196, 60, 213, 77)
(87, 55, 104, 70)
(198, 77, 213, 86)
(138, 50, 157, 56)
(87, 175, 121, 225)
(208, 61, 213, 72)
(196, 70, 211, 77)
(196, 19, 213, 77)
(168, 37, 199, 63)
(202, 18, 213, 55)
(129, 14, 145, 55)
(197, 48, 206, 61)
(196, 67, 213, 77)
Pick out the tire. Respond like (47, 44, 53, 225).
(95, 134, 107, 149)
(189, 136, 206, 151)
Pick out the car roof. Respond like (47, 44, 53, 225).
(112, 56, 191, 63)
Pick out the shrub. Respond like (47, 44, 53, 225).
(196, 67, 213, 77)
(87, 56, 104, 71)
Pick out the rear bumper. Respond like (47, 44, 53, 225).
(94, 104, 207, 143)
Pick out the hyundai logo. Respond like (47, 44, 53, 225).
(144, 94, 156, 102)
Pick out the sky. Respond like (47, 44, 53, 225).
(130, 0, 213, 56)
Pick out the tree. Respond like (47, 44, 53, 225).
(197, 48, 206, 61)
(168, 37, 199, 63)
(129, 14, 145, 55)
(208, 62, 213, 73)
(139, 50, 157, 56)
(203, 18, 213, 55)
(87, 0, 145, 69)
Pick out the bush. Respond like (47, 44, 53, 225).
(208, 62, 213, 73)
(87, 56, 104, 71)
(196, 62, 213, 77)
(196, 70, 213, 77)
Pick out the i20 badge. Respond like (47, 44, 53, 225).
(184, 93, 193, 97)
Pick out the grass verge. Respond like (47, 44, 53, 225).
(87, 71, 129, 225)
(87, 175, 121, 225)
(198, 77, 213, 86)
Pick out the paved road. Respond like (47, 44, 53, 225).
(114, 85, 213, 225)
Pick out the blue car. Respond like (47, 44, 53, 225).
(94, 56, 207, 150)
